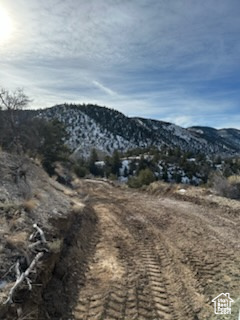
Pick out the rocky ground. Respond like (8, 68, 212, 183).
(1, 153, 240, 319)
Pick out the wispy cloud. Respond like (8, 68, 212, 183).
(0, 0, 240, 128)
(92, 80, 117, 96)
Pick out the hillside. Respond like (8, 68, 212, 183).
(30, 104, 240, 157)
(0, 151, 95, 319)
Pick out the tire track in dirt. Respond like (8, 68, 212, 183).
(73, 201, 177, 320)
(73, 204, 127, 320)
(70, 181, 240, 319)
(125, 195, 240, 319)
(117, 205, 200, 320)
(145, 199, 240, 308)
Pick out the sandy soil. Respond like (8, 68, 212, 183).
(54, 180, 240, 320)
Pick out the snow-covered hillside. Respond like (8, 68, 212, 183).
(35, 104, 240, 157)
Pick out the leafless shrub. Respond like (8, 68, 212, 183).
(0, 87, 31, 153)
(211, 173, 240, 199)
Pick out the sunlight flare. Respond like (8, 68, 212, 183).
(0, 6, 13, 43)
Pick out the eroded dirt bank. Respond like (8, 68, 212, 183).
(0, 152, 92, 319)
(40, 204, 98, 319)
(51, 179, 240, 320)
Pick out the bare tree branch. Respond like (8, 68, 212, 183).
(1, 263, 15, 280)
(15, 260, 21, 279)
(0, 87, 31, 153)
(4, 223, 48, 304)
(4, 252, 44, 304)
(33, 223, 47, 244)
(0, 88, 30, 111)
(28, 240, 42, 250)
(25, 277, 32, 291)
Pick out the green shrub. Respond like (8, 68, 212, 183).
(138, 168, 155, 185)
(74, 164, 88, 178)
(109, 173, 118, 181)
(128, 168, 155, 188)
(128, 176, 142, 188)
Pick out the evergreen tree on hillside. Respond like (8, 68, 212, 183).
(152, 149, 160, 163)
(38, 119, 70, 175)
(89, 148, 99, 175)
(137, 155, 146, 173)
(104, 155, 112, 177)
(111, 150, 121, 176)
(74, 157, 89, 178)
(123, 166, 129, 177)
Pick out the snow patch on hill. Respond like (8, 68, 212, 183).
(37, 104, 240, 157)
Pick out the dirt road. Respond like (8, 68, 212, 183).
(65, 181, 240, 320)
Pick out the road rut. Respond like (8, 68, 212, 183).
(70, 181, 240, 320)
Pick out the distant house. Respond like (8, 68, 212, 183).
(212, 293, 234, 315)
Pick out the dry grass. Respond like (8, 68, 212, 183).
(48, 239, 63, 253)
(228, 175, 240, 184)
(63, 189, 77, 197)
(71, 201, 85, 214)
(0, 202, 20, 211)
(32, 157, 42, 167)
(72, 178, 81, 188)
(33, 191, 42, 200)
(5, 231, 28, 248)
(22, 199, 38, 212)
(147, 181, 181, 195)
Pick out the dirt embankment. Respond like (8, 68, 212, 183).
(0, 153, 97, 320)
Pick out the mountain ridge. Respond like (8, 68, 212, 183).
(32, 103, 240, 157)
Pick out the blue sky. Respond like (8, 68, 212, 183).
(0, 0, 240, 128)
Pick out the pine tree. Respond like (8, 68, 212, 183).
(89, 148, 99, 175)
(38, 119, 70, 175)
(111, 150, 121, 176)
(123, 166, 128, 177)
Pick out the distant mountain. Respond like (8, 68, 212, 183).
(188, 126, 240, 153)
(33, 104, 240, 157)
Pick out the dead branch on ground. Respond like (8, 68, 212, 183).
(4, 252, 44, 304)
(4, 224, 47, 304)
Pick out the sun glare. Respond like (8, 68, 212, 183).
(0, 7, 13, 43)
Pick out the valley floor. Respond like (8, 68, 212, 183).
(53, 180, 240, 320)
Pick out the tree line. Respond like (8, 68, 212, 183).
(0, 87, 70, 175)
(2, 87, 240, 191)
